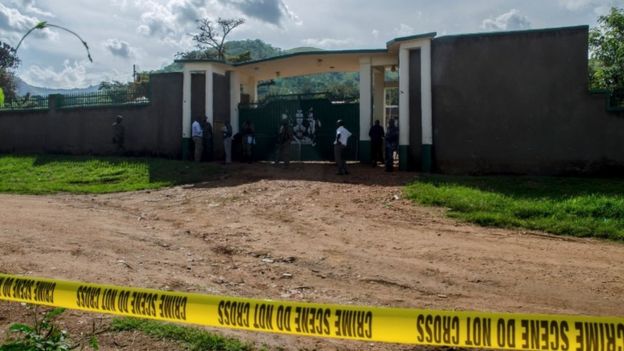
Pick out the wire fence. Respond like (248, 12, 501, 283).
(57, 85, 150, 109)
(0, 95, 49, 111)
(0, 84, 151, 112)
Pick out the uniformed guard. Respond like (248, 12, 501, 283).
(112, 115, 125, 154)
(274, 116, 294, 166)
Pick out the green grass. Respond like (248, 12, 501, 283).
(0, 154, 218, 194)
(405, 175, 624, 240)
(110, 318, 254, 351)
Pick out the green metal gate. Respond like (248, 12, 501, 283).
(239, 94, 359, 161)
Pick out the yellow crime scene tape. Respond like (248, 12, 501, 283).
(0, 273, 622, 351)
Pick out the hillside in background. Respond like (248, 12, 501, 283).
(16, 77, 98, 96)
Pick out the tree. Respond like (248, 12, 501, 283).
(589, 7, 624, 102)
(0, 41, 20, 103)
(192, 17, 245, 61)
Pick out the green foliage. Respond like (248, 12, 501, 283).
(589, 7, 624, 104)
(98, 79, 149, 104)
(1, 308, 70, 351)
(0, 154, 218, 194)
(224, 39, 282, 61)
(0, 87, 4, 107)
(0, 41, 19, 102)
(0, 93, 48, 111)
(405, 175, 624, 240)
(0, 42, 19, 70)
(177, 38, 282, 63)
(111, 318, 252, 351)
(259, 72, 360, 100)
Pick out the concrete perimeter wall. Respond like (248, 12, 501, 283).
(0, 73, 183, 158)
(431, 26, 624, 175)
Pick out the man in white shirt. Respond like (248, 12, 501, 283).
(334, 119, 351, 175)
(191, 118, 203, 162)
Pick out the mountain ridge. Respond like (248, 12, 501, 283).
(15, 77, 99, 96)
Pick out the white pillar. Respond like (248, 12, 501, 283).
(230, 71, 241, 134)
(247, 76, 257, 103)
(205, 65, 214, 125)
(359, 57, 372, 142)
(373, 67, 385, 123)
(421, 41, 432, 146)
(398, 48, 410, 146)
(182, 69, 192, 138)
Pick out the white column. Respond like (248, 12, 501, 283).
(359, 57, 372, 142)
(230, 71, 241, 134)
(247, 76, 257, 103)
(205, 65, 214, 125)
(182, 68, 192, 138)
(373, 67, 385, 123)
(421, 41, 432, 145)
(398, 48, 410, 146)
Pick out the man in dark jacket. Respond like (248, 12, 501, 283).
(385, 119, 399, 172)
(274, 117, 293, 166)
(369, 119, 384, 167)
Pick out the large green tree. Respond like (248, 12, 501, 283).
(0, 41, 20, 104)
(589, 7, 624, 102)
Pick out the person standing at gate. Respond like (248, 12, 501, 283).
(222, 121, 233, 164)
(369, 119, 385, 167)
(241, 120, 255, 163)
(191, 117, 203, 162)
(274, 117, 293, 166)
(202, 117, 213, 161)
(334, 119, 351, 175)
(385, 119, 399, 172)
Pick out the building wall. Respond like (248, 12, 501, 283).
(0, 73, 183, 158)
(431, 26, 624, 174)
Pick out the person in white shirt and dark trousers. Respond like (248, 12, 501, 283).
(191, 117, 203, 162)
(334, 119, 351, 175)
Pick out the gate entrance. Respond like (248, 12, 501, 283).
(239, 94, 359, 161)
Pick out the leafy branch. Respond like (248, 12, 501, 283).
(15, 21, 93, 62)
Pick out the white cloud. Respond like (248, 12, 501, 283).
(21, 60, 97, 88)
(394, 23, 415, 37)
(217, 0, 301, 26)
(372, 29, 379, 38)
(104, 38, 134, 59)
(481, 9, 531, 31)
(0, 2, 55, 44)
(302, 37, 350, 49)
(9, 0, 54, 17)
(558, 0, 594, 11)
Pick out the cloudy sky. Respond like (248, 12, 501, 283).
(0, 0, 621, 88)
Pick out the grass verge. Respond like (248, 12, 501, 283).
(110, 318, 254, 351)
(405, 175, 624, 240)
(0, 154, 218, 194)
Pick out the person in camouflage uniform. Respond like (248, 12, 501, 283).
(112, 115, 125, 154)
(274, 117, 293, 166)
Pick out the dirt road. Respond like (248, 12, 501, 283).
(1, 162, 623, 350)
